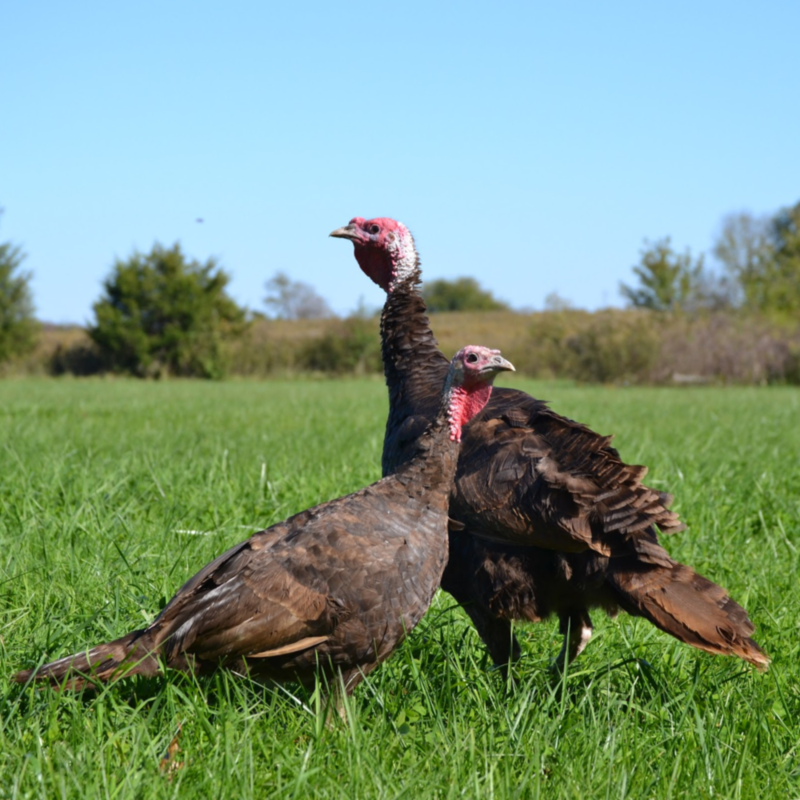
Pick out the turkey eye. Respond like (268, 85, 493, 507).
(466, 353, 479, 364)
(369, 225, 380, 234)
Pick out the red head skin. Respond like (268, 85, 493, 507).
(446, 346, 515, 441)
(329, 217, 416, 292)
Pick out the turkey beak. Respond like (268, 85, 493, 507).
(486, 355, 515, 374)
(329, 224, 361, 243)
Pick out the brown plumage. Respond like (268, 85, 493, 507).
(331, 216, 769, 670)
(15, 346, 515, 699)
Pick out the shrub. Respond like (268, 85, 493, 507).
(50, 340, 107, 377)
(655, 313, 800, 385)
(565, 310, 662, 383)
(0, 220, 39, 364)
(299, 315, 381, 374)
(523, 309, 592, 378)
(523, 308, 800, 385)
(225, 318, 309, 376)
(89, 243, 247, 378)
(26, 306, 800, 385)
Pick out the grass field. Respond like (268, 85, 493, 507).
(1, 377, 799, 799)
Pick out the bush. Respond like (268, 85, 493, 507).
(655, 313, 800, 385)
(50, 340, 107, 377)
(0, 219, 39, 364)
(523, 309, 592, 378)
(24, 305, 800, 385)
(566, 310, 663, 383)
(524, 309, 661, 384)
(785, 344, 800, 385)
(89, 243, 247, 378)
(299, 315, 382, 374)
(225, 317, 314, 376)
(224, 315, 382, 377)
(523, 308, 800, 385)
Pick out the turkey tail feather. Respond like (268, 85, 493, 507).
(14, 630, 161, 690)
(610, 562, 770, 669)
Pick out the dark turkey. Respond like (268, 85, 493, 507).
(15, 345, 515, 707)
(331, 216, 769, 670)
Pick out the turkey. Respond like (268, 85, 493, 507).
(331, 217, 769, 670)
(15, 345, 516, 709)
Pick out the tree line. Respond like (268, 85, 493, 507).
(620, 202, 800, 319)
(1, 201, 798, 381)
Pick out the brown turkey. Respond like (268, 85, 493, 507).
(331, 216, 769, 671)
(15, 345, 515, 708)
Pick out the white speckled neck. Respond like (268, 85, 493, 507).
(386, 223, 418, 290)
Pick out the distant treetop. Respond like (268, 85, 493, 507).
(264, 272, 332, 320)
(423, 277, 509, 313)
(620, 238, 706, 313)
(626, 198, 800, 319)
(720, 201, 800, 320)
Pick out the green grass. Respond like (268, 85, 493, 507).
(1, 377, 798, 799)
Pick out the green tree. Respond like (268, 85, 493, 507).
(0, 213, 39, 364)
(620, 238, 705, 312)
(760, 201, 800, 318)
(712, 211, 772, 307)
(712, 203, 800, 318)
(423, 277, 509, 313)
(89, 243, 247, 378)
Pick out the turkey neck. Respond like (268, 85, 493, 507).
(391, 376, 469, 503)
(381, 276, 449, 415)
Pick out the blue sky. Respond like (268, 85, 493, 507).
(2, 0, 798, 323)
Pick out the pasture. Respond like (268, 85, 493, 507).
(1, 378, 798, 798)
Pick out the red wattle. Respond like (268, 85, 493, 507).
(448, 384, 493, 441)
(354, 247, 394, 291)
